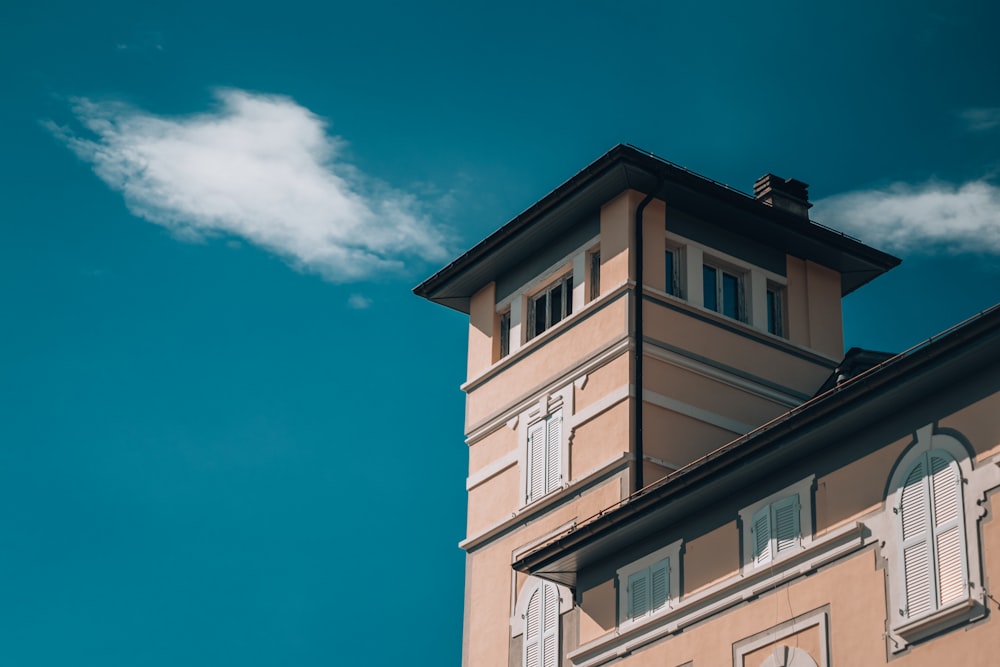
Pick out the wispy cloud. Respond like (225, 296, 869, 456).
(960, 107, 1000, 132)
(814, 179, 1000, 255)
(347, 294, 372, 309)
(50, 89, 451, 282)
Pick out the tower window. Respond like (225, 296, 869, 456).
(703, 263, 745, 321)
(528, 274, 573, 341)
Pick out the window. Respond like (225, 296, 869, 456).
(895, 450, 968, 623)
(617, 540, 681, 625)
(703, 263, 744, 321)
(526, 411, 562, 503)
(528, 274, 573, 341)
(589, 250, 601, 301)
(498, 310, 511, 358)
(751, 496, 799, 566)
(766, 284, 784, 336)
(665, 246, 683, 297)
(739, 476, 813, 571)
(522, 580, 559, 667)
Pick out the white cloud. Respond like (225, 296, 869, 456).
(52, 89, 451, 282)
(347, 294, 372, 309)
(960, 107, 1000, 132)
(813, 179, 1000, 255)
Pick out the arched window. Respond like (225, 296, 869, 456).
(895, 449, 968, 620)
(518, 579, 560, 667)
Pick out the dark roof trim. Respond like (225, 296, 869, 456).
(512, 303, 1000, 581)
(414, 145, 900, 313)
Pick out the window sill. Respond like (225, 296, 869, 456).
(889, 597, 984, 652)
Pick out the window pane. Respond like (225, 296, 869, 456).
(590, 252, 601, 301)
(549, 284, 563, 326)
(565, 277, 573, 316)
(766, 289, 777, 334)
(722, 272, 739, 319)
(499, 311, 510, 357)
(703, 265, 717, 311)
(665, 251, 675, 295)
(534, 295, 547, 337)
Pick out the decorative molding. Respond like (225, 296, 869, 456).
(466, 450, 518, 491)
(575, 374, 589, 390)
(567, 522, 864, 667)
(732, 607, 829, 667)
(643, 389, 755, 435)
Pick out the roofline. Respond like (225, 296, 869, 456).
(511, 302, 1000, 577)
(414, 144, 900, 306)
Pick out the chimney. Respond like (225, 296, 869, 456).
(753, 173, 812, 218)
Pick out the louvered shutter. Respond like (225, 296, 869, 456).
(650, 559, 669, 613)
(899, 458, 934, 618)
(628, 569, 650, 619)
(929, 453, 966, 608)
(524, 588, 541, 667)
(526, 420, 545, 503)
(541, 582, 559, 667)
(545, 411, 562, 495)
(773, 496, 800, 556)
(752, 505, 772, 565)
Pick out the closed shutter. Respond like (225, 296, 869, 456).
(545, 411, 562, 495)
(524, 588, 541, 667)
(628, 569, 649, 619)
(929, 453, 966, 607)
(752, 505, 772, 565)
(541, 582, 559, 667)
(773, 495, 800, 556)
(526, 421, 545, 503)
(650, 559, 669, 613)
(899, 458, 934, 618)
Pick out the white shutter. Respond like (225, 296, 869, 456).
(773, 496, 800, 555)
(628, 570, 650, 619)
(899, 458, 933, 618)
(752, 505, 772, 565)
(545, 411, 562, 495)
(929, 453, 966, 607)
(541, 582, 559, 667)
(524, 588, 541, 667)
(526, 420, 545, 503)
(650, 559, 669, 613)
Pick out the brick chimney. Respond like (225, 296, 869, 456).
(753, 174, 812, 218)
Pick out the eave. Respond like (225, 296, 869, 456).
(511, 304, 1000, 588)
(414, 144, 901, 313)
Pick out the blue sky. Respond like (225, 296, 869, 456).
(2, 1, 999, 665)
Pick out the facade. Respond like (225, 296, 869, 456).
(415, 145, 1000, 667)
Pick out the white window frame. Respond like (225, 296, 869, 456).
(702, 259, 747, 323)
(884, 425, 983, 648)
(616, 539, 682, 626)
(511, 577, 573, 667)
(664, 242, 684, 298)
(518, 388, 572, 507)
(738, 476, 814, 572)
(526, 272, 574, 342)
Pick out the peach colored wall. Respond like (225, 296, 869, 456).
(804, 260, 844, 358)
(682, 520, 739, 594)
(814, 434, 910, 535)
(468, 426, 517, 476)
(641, 199, 666, 293)
(570, 401, 631, 481)
(643, 357, 790, 429)
(785, 256, 810, 349)
(468, 282, 497, 379)
(643, 404, 745, 468)
(465, 475, 626, 667)
(741, 625, 821, 667)
(465, 294, 629, 429)
(643, 301, 833, 397)
(600, 190, 641, 289)
(467, 466, 519, 536)
(574, 352, 630, 414)
(939, 391, 1000, 462)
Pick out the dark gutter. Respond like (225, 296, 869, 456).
(633, 185, 660, 492)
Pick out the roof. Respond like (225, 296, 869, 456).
(414, 144, 901, 313)
(511, 303, 1000, 587)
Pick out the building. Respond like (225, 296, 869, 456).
(414, 145, 1000, 667)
